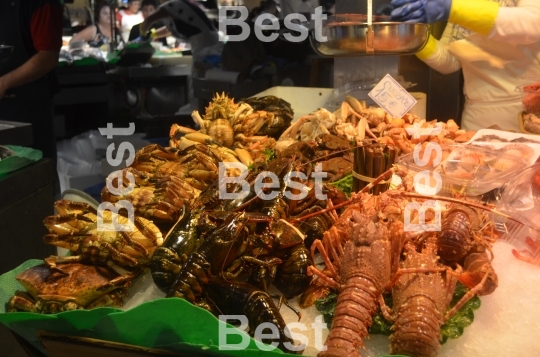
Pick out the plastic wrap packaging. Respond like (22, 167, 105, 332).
(397, 144, 528, 196)
(493, 163, 540, 255)
(56, 131, 103, 179)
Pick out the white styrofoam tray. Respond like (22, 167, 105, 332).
(465, 129, 540, 166)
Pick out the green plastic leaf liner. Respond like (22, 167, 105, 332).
(0, 145, 42, 177)
(0, 260, 293, 356)
(0, 260, 410, 357)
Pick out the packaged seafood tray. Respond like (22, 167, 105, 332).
(516, 82, 540, 116)
(396, 144, 528, 196)
(465, 128, 540, 165)
(493, 163, 540, 243)
(519, 111, 540, 135)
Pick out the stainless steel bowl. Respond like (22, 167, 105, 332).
(310, 21, 430, 57)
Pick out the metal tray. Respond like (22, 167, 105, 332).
(310, 16, 430, 57)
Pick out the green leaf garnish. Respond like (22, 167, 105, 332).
(262, 148, 275, 161)
(329, 174, 353, 196)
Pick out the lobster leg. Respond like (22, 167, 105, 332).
(310, 239, 339, 280)
(307, 266, 340, 290)
(443, 266, 490, 324)
(322, 233, 341, 266)
(270, 294, 302, 321)
(225, 256, 282, 280)
(445, 266, 461, 307)
(378, 294, 396, 322)
(326, 199, 339, 222)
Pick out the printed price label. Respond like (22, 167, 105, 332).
(368, 74, 417, 118)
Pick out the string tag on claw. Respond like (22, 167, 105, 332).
(369, 74, 417, 118)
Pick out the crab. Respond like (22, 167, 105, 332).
(278, 107, 336, 144)
(169, 93, 275, 150)
(131, 144, 221, 190)
(101, 167, 200, 227)
(238, 95, 294, 139)
(43, 200, 163, 279)
(7, 263, 132, 313)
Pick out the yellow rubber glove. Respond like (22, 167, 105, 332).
(416, 34, 438, 61)
(449, 0, 499, 36)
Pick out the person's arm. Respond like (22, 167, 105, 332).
(490, 0, 540, 44)
(70, 25, 98, 44)
(391, 0, 540, 44)
(140, 7, 169, 34)
(154, 26, 172, 39)
(0, 51, 59, 98)
(129, 23, 140, 41)
(416, 24, 462, 75)
(0, 1, 62, 99)
(116, 11, 123, 29)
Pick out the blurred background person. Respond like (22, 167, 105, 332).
(250, 0, 279, 23)
(281, 0, 318, 18)
(391, 0, 540, 131)
(117, 0, 144, 42)
(70, 2, 123, 48)
(139, 0, 222, 61)
(0, 0, 63, 193)
(139, 0, 223, 109)
(129, 0, 169, 47)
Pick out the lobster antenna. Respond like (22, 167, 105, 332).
(297, 141, 379, 168)
(289, 165, 398, 223)
(394, 191, 540, 237)
(220, 213, 245, 276)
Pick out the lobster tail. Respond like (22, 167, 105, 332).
(390, 295, 441, 357)
(390, 237, 454, 357)
(206, 276, 296, 354)
(319, 277, 379, 357)
(438, 206, 478, 262)
(273, 245, 313, 298)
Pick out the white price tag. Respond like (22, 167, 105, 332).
(368, 74, 417, 118)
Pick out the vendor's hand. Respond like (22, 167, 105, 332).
(140, 21, 150, 38)
(0, 76, 7, 99)
(390, 0, 452, 24)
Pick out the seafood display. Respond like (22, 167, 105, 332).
(522, 112, 540, 134)
(168, 93, 286, 164)
(4, 87, 540, 357)
(7, 264, 131, 313)
(43, 200, 163, 275)
(101, 167, 199, 227)
(6, 196, 165, 312)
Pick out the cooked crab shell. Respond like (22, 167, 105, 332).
(11, 263, 132, 312)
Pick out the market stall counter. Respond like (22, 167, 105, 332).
(0, 158, 56, 275)
(53, 61, 193, 139)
